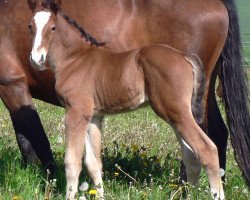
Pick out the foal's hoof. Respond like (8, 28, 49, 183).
(212, 192, 225, 200)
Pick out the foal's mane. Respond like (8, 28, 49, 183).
(61, 14, 105, 47)
(41, 0, 105, 47)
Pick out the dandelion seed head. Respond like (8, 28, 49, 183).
(79, 182, 89, 192)
(243, 189, 248, 194)
(79, 196, 87, 200)
(220, 168, 225, 177)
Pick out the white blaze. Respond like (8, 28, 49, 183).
(31, 11, 51, 65)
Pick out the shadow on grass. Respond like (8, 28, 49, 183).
(0, 142, 181, 197)
(53, 141, 181, 193)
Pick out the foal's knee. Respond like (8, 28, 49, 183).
(64, 152, 82, 181)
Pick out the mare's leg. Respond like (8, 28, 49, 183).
(207, 71, 228, 180)
(84, 116, 104, 198)
(64, 106, 92, 199)
(0, 58, 55, 174)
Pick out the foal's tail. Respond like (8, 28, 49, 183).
(219, 0, 250, 185)
(185, 55, 205, 125)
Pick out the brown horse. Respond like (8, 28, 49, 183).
(29, 5, 225, 199)
(0, 0, 249, 187)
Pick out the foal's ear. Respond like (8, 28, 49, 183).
(28, 0, 49, 12)
(27, 0, 38, 12)
(42, 0, 62, 14)
(51, 0, 61, 13)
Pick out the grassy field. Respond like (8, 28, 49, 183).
(238, 0, 250, 63)
(0, 1, 250, 200)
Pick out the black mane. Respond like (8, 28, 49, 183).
(62, 14, 105, 47)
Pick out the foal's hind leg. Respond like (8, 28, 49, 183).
(140, 50, 224, 199)
(174, 114, 224, 199)
(152, 100, 224, 199)
(84, 116, 104, 198)
(175, 133, 201, 185)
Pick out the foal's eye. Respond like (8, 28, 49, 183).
(51, 26, 56, 31)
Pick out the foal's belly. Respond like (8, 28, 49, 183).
(95, 92, 149, 115)
(93, 66, 148, 113)
(93, 84, 149, 114)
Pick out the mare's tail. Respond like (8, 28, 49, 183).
(219, 0, 250, 185)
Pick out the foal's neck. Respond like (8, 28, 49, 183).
(48, 14, 96, 72)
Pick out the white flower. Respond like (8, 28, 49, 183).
(79, 182, 89, 192)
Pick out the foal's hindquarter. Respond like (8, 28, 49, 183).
(45, 14, 223, 199)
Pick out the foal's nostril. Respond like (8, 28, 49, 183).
(39, 55, 45, 64)
(30, 54, 36, 64)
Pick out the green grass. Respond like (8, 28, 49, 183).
(238, 0, 250, 65)
(0, 1, 250, 200)
(0, 101, 249, 200)
(0, 100, 249, 200)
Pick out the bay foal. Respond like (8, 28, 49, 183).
(29, 8, 224, 200)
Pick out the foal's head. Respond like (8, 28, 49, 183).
(29, 0, 60, 70)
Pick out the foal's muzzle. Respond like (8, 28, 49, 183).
(30, 53, 47, 71)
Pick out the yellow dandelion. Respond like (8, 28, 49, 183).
(12, 196, 21, 200)
(121, 143, 127, 148)
(131, 144, 139, 152)
(89, 189, 97, 195)
(114, 172, 119, 176)
(140, 152, 147, 158)
(169, 184, 178, 187)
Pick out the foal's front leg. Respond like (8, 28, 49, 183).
(64, 107, 92, 199)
